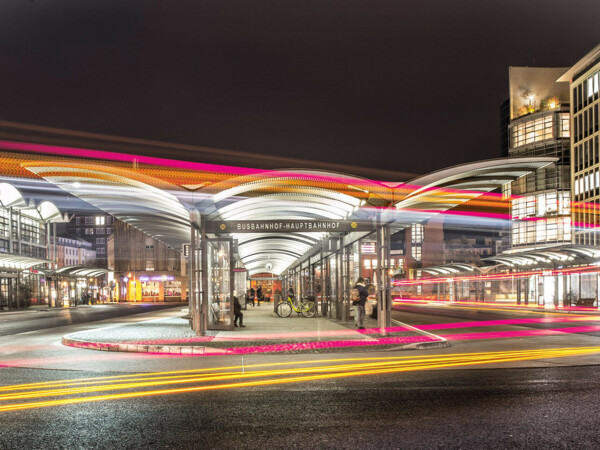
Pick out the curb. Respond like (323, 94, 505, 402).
(391, 318, 450, 349)
(400, 340, 451, 350)
(62, 336, 212, 355)
(62, 333, 448, 356)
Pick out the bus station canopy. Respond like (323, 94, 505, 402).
(18, 153, 555, 276)
(486, 245, 600, 269)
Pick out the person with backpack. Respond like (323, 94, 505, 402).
(351, 277, 369, 330)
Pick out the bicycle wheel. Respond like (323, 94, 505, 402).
(301, 301, 316, 318)
(277, 302, 292, 318)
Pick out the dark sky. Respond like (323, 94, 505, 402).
(2, 0, 600, 178)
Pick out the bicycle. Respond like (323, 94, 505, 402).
(276, 295, 316, 318)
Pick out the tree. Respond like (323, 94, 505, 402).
(18, 281, 34, 309)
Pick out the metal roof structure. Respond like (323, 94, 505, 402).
(391, 158, 555, 229)
(418, 263, 482, 277)
(486, 245, 600, 269)
(0, 254, 49, 270)
(22, 157, 556, 276)
(53, 265, 110, 278)
(0, 182, 67, 223)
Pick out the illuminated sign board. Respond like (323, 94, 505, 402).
(206, 220, 373, 234)
(139, 275, 175, 282)
(361, 242, 376, 254)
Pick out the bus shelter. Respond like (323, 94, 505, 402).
(15, 153, 555, 335)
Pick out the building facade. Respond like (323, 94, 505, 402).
(107, 219, 186, 302)
(558, 45, 600, 246)
(503, 67, 572, 251)
(54, 234, 96, 268)
(64, 213, 114, 267)
(0, 182, 67, 308)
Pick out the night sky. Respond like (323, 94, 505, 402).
(2, 0, 600, 180)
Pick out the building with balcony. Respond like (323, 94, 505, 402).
(503, 67, 572, 251)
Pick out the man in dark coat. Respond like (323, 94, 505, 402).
(353, 277, 369, 330)
(234, 296, 245, 327)
(256, 286, 263, 306)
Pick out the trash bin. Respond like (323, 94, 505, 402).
(274, 293, 281, 313)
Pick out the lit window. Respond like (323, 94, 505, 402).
(588, 77, 594, 97)
(595, 73, 599, 94)
(95, 216, 105, 226)
(411, 224, 424, 244)
(537, 194, 546, 216)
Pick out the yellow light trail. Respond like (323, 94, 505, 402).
(1, 347, 600, 413)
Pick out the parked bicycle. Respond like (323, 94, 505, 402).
(276, 295, 316, 318)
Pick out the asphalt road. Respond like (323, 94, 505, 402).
(1, 364, 600, 449)
(1, 303, 600, 449)
(392, 302, 600, 337)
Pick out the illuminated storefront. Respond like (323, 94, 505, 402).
(119, 273, 186, 302)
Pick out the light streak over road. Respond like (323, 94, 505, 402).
(1, 347, 600, 413)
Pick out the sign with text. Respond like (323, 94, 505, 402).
(206, 219, 374, 234)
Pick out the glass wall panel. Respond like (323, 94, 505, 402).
(208, 240, 232, 329)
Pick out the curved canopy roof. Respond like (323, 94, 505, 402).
(21, 157, 556, 276)
(418, 263, 482, 277)
(392, 157, 556, 228)
(0, 254, 49, 270)
(54, 265, 110, 277)
(25, 163, 191, 249)
(486, 245, 600, 269)
(204, 169, 379, 275)
(0, 182, 66, 223)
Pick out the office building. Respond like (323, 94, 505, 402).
(503, 67, 572, 251)
(558, 45, 600, 246)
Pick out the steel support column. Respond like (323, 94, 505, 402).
(377, 224, 391, 331)
(200, 214, 209, 334)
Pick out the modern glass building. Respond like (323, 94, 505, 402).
(558, 44, 600, 247)
(503, 67, 572, 251)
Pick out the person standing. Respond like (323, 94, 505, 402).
(249, 287, 255, 307)
(352, 277, 368, 330)
(234, 296, 245, 327)
(256, 286, 263, 306)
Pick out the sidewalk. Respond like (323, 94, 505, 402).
(0, 302, 184, 316)
(0, 304, 58, 315)
(62, 302, 448, 355)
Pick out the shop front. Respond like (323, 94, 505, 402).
(249, 275, 281, 303)
(119, 272, 186, 302)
